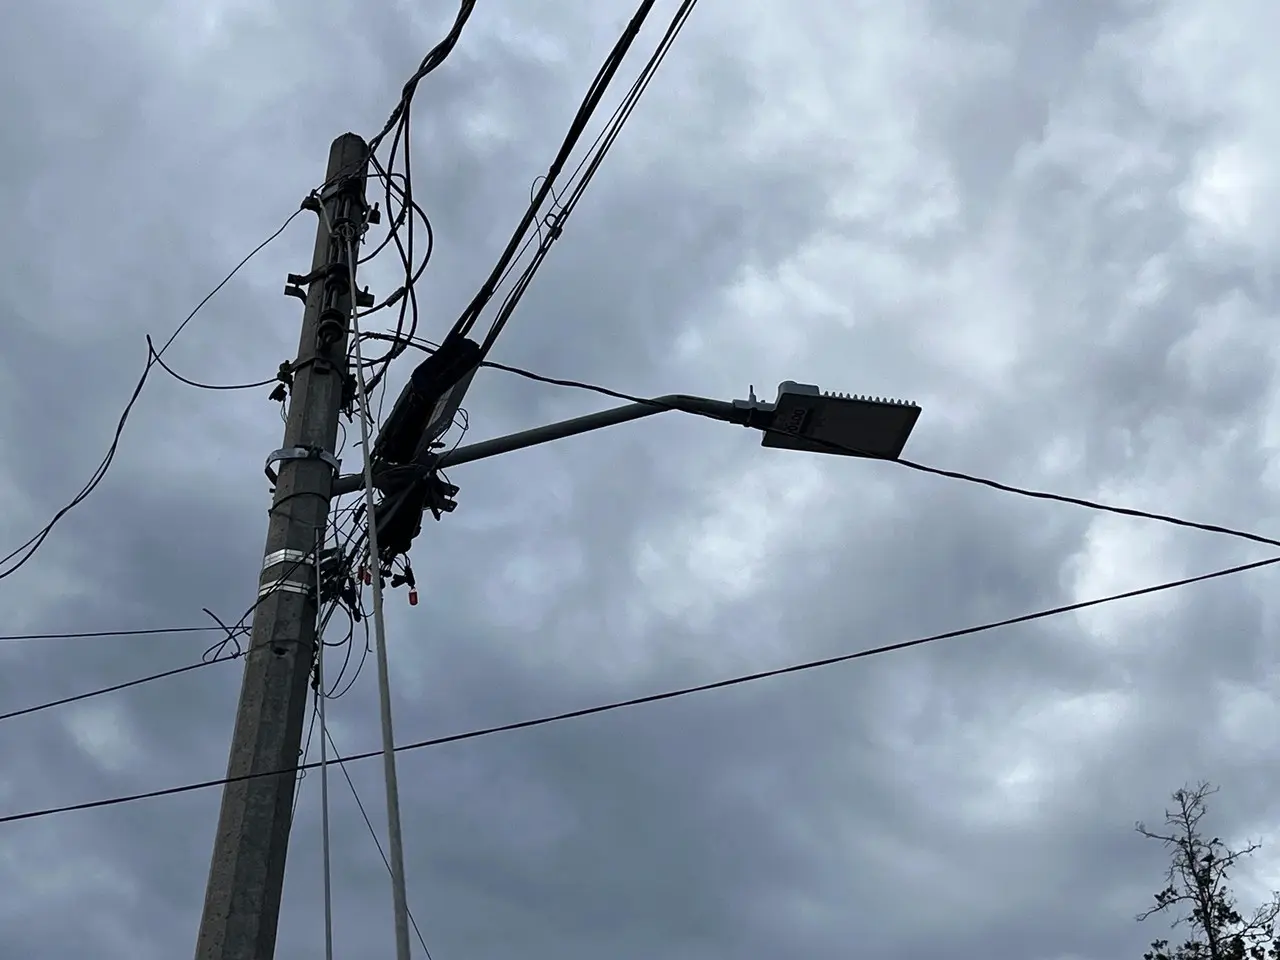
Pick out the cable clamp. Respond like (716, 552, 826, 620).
(291, 356, 336, 378)
(265, 446, 341, 485)
(287, 262, 349, 291)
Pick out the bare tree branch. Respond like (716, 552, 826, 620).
(1135, 783, 1280, 960)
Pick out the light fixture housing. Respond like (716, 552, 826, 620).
(758, 381, 920, 459)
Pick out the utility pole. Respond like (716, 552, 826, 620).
(194, 132, 370, 960)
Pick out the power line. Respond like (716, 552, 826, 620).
(0, 626, 227, 643)
(447, 0, 666, 352)
(366, 0, 476, 156)
(374, 334, 1280, 554)
(3, 551, 1275, 825)
(0, 549, 332, 722)
(0, 657, 233, 724)
(475, 0, 701, 359)
(322, 724, 436, 959)
(356, 1, 477, 395)
(145, 335, 276, 391)
(0, 207, 306, 582)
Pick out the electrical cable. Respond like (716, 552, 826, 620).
(356, 0, 466, 394)
(366, 1, 477, 156)
(0, 626, 230, 643)
(356, 156, 430, 396)
(4, 550, 1276, 825)
(475, 0, 700, 358)
(0, 510, 369, 725)
(337, 419, 350, 460)
(367, 333, 1280, 553)
(314, 528, 336, 960)
(325, 196, 414, 957)
(353, 0, 673, 397)
(326, 615, 370, 701)
(320, 508, 370, 700)
(292, 698, 320, 823)
(446, 0, 663, 350)
(322, 723, 436, 959)
(345, 0, 699, 475)
(0, 206, 305, 582)
(145, 336, 276, 391)
(0, 650, 244, 725)
(0, 550, 328, 725)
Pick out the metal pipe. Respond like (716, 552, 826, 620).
(330, 393, 751, 496)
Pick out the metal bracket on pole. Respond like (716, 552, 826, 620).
(265, 446, 342, 486)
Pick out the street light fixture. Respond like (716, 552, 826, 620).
(331, 380, 921, 498)
(753, 380, 920, 459)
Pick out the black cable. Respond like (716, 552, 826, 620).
(0, 658, 233, 724)
(292, 697, 320, 821)
(1, 504, 372, 728)
(357, 0, 470, 394)
(322, 600, 356, 650)
(447, 0, 663, 346)
(202, 607, 251, 662)
(358, 155, 432, 394)
(477, 0, 699, 357)
(369, 333, 1280, 553)
(4, 551, 1276, 825)
(0, 522, 363, 721)
(0, 626, 228, 642)
(145, 336, 276, 391)
(347, 0, 696, 439)
(0, 207, 305, 582)
(366, 0, 477, 155)
(322, 725, 436, 959)
(328, 595, 371, 701)
(320, 504, 371, 699)
(337, 419, 349, 460)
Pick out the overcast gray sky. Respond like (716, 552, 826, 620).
(3, 0, 1280, 957)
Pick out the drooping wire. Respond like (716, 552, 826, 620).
(366, 1, 477, 156)
(351, 0, 680, 404)
(145, 335, 276, 391)
(313, 500, 369, 701)
(0, 503, 371, 728)
(356, 0, 467, 396)
(0, 207, 306, 582)
(4, 550, 1278, 826)
(356, 155, 430, 396)
(199, 546, 338, 661)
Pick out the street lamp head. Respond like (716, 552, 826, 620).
(755, 380, 920, 459)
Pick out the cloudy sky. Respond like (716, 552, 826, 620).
(3, 0, 1280, 957)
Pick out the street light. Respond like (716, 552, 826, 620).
(331, 380, 921, 498)
(754, 380, 920, 459)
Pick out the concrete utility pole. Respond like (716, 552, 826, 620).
(195, 132, 370, 960)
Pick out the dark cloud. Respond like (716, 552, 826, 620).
(3, 1, 1280, 959)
